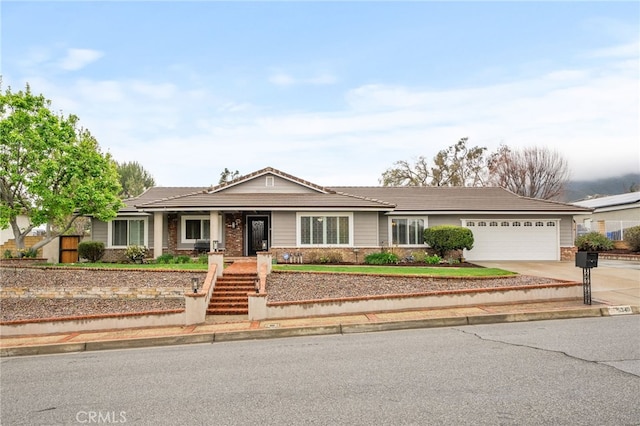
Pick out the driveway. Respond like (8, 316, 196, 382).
(475, 260, 640, 307)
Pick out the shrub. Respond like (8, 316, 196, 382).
(197, 254, 208, 264)
(364, 251, 400, 265)
(18, 248, 38, 258)
(176, 255, 192, 264)
(623, 226, 640, 252)
(3, 249, 13, 259)
(124, 245, 148, 263)
(575, 232, 614, 252)
(155, 254, 175, 264)
(78, 241, 105, 262)
(425, 254, 442, 265)
(423, 225, 474, 258)
(307, 250, 344, 264)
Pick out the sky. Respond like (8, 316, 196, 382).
(2, 1, 639, 188)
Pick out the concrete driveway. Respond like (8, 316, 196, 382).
(475, 260, 640, 307)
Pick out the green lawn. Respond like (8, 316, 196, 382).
(54, 262, 209, 271)
(51, 263, 515, 276)
(272, 264, 516, 277)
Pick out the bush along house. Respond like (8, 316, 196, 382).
(89, 167, 592, 263)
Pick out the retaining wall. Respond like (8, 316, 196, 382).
(249, 281, 582, 320)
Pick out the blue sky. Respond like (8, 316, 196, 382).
(2, 1, 639, 188)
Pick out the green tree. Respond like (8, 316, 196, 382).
(116, 161, 155, 198)
(380, 138, 487, 187)
(430, 137, 487, 187)
(219, 168, 240, 184)
(0, 83, 123, 251)
(380, 156, 430, 186)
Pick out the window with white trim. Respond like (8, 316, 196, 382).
(391, 218, 425, 245)
(181, 216, 210, 243)
(109, 218, 147, 247)
(299, 214, 350, 245)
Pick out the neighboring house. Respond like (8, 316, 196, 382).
(90, 167, 591, 262)
(572, 192, 640, 240)
(0, 215, 33, 246)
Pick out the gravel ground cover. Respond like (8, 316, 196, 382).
(266, 272, 563, 302)
(1, 268, 564, 322)
(0, 298, 185, 322)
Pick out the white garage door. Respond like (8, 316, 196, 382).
(463, 219, 559, 261)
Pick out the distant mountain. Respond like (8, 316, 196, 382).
(562, 173, 640, 202)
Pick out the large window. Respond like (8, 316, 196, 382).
(181, 216, 210, 242)
(299, 214, 350, 245)
(391, 218, 425, 245)
(110, 218, 146, 247)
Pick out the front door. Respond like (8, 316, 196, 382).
(247, 216, 269, 256)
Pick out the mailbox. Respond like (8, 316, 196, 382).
(575, 251, 598, 268)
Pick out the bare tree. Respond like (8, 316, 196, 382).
(488, 145, 570, 200)
(380, 156, 430, 186)
(431, 137, 487, 187)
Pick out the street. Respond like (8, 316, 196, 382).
(1, 316, 639, 425)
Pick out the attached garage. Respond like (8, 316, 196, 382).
(462, 219, 559, 261)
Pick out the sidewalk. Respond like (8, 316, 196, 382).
(2, 261, 638, 357)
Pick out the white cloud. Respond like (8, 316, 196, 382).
(9, 39, 638, 187)
(58, 48, 104, 71)
(268, 70, 337, 87)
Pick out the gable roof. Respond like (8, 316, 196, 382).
(332, 186, 591, 213)
(118, 168, 591, 214)
(134, 168, 394, 211)
(207, 167, 331, 194)
(120, 186, 207, 212)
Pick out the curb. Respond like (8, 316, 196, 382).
(2, 307, 637, 358)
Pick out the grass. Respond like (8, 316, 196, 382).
(272, 264, 516, 277)
(53, 262, 209, 271)
(50, 262, 515, 276)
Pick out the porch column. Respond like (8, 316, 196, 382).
(153, 212, 163, 259)
(210, 211, 220, 252)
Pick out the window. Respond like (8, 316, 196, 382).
(478, 221, 487, 227)
(513, 221, 521, 227)
(501, 221, 510, 227)
(490, 221, 498, 227)
(299, 214, 350, 245)
(467, 221, 475, 227)
(392, 218, 424, 245)
(181, 216, 210, 243)
(110, 218, 146, 247)
(536, 221, 544, 227)
(547, 221, 556, 227)
(524, 221, 533, 227)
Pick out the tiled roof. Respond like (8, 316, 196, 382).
(331, 186, 592, 213)
(121, 187, 207, 212)
(207, 167, 332, 194)
(118, 168, 591, 214)
(136, 192, 394, 210)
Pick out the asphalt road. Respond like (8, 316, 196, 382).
(1, 316, 639, 426)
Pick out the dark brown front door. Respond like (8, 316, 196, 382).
(247, 216, 268, 256)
